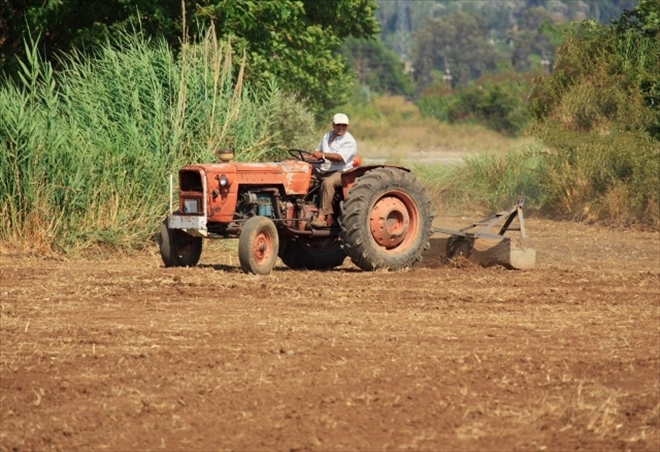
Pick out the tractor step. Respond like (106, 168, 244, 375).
(432, 196, 536, 270)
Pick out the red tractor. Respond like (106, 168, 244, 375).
(159, 150, 433, 274)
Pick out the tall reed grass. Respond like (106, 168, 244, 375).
(0, 28, 310, 252)
(412, 131, 657, 228)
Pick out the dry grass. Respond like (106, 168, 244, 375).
(343, 96, 537, 163)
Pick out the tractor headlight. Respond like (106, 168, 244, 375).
(219, 174, 230, 188)
(183, 198, 199, 213)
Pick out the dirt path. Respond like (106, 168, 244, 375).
(1, 217, 658, 451)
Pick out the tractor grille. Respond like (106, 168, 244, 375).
(180, 170, 203, 192)
(179, 169, 204, 215)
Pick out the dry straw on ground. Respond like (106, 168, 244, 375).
(1, 217, 658, 451)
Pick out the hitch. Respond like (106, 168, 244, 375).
(433, 197, 535, 269)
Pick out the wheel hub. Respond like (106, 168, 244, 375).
(370, 196, 410, 249)
(253, 232, 272, 263)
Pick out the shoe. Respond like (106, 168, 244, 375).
(309, 215, 327, 228)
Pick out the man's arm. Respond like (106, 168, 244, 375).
(311, 150, 344, 162)
(301, 151, 339, 162)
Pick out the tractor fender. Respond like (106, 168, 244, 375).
(341, 164, 410, 197)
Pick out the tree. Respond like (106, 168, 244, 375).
(375, 0, 642, 90)
(508, 7, 554, 71)
(418, 71, 532, 136)
(614, 0, 660, 38)
(412, 10, 499, 89)
(196, 0, 380, 114)
(0, 0, 184, 75)
(526, 0, 659, 225)
(529, 0, 659, 134)
(0, 0, 380, 115)
(338, 37, 414, 97)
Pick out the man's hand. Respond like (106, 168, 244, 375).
(308, 150, 343, 163)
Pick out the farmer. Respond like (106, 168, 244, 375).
(306, 113, 357, 228)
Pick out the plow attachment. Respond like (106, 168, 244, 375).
(432, 197, 536, 270)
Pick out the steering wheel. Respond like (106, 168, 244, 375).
(288, 148, 324, 163)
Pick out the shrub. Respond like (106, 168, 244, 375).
(418, 71, 533, 136)
(414, 142, 548, 214)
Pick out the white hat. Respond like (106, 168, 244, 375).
(333, 113, 349, 125)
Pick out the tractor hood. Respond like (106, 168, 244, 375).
(174, 160, 314, 224)
(181, 160, 313, 196)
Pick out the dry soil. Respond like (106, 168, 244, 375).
(1, 216, 658, 451)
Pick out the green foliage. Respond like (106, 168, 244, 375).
(0, 30, 304, 251)
(375, 0, 638, 94)
(414, 143, 548, 214)
(197, 0, 380, 116)
(418, 72, 533, 136)
(613, 0, 660, 121)
(614, 0, 660, 37)
(260, 81, 318, 154)
(529, 6, 659, 135)
(526, 0, 660, 227)
(536, 130, 659, 224)
(507, 7, 554, 72)
(0, 0, 184, 76)
(413, 1, 659, 229)
(338, 36, 414, 97)
(416, 79, 457, 123)
(0, 0, 380, 116)
(412, 10, 499, 88)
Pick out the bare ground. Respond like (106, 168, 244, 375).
(1, 216, 658, 451)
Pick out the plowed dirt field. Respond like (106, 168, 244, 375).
(1, 216, 658, 451)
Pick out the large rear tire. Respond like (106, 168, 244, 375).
(278, 236, 346, 270)
(159, 217, 203, 267)
(339, 167, 433, 271)
(238, 216, 279, 275)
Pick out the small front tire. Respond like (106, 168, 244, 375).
(238, 216, 279, 275)
(159, 217, 203, 267)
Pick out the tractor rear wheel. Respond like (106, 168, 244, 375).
(238, 216, 279, 275)
(278, 236, 346, 270)
(159, 217, 203, 267)
(339, 167, 433, 271)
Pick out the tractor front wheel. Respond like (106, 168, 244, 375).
(340, 167, 433, 271)
(159, 217, 203, 267)
(238, 216, 279, 275)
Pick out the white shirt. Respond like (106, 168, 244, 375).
(316, 130, 357, 173)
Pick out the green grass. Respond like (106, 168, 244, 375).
(0, 29, 315, 252)
(413, 144, 548, 216)
(346, 94, 658, 229)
